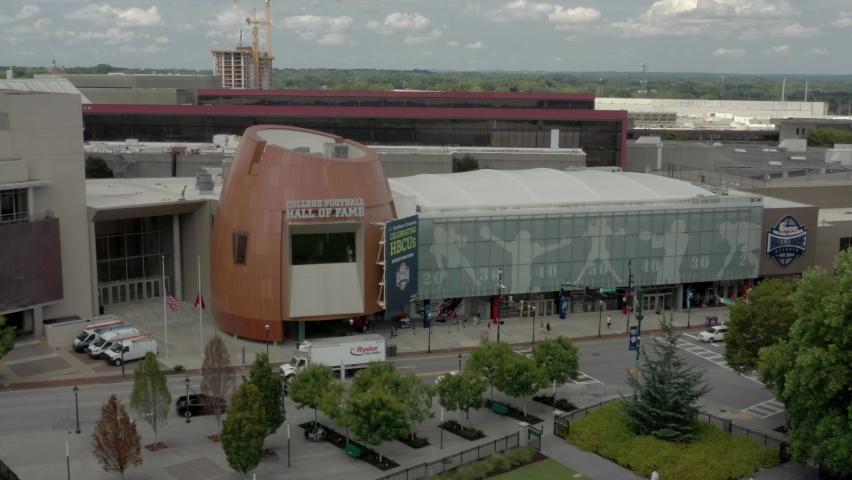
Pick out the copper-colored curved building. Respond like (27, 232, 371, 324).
(211, 126, 395, 342)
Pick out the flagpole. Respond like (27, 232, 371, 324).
(198, 255, 203, 357)
(162, 255, 168, 358)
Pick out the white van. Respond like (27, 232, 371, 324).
(71, 318, 123, 352)
(87, 326, 140, 358)
(103, 334, 158, 366)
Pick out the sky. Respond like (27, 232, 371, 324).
(2, 0, 851, 74)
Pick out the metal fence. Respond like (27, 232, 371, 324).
(375, 432, 520, 480)
(554, 400, 790, 462)
(660, 163, 766, 188)
(0, 458, 20, 480)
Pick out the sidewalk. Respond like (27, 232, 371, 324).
(0, 301, 730, 389)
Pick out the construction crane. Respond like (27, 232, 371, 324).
(234, 0, 273, 90)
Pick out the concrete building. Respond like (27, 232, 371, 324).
(34, 73, 219, 105)
(0, 90, 94, 334)
(211, 48, 274, 90)
(598, 98, 828, 119)
(774, 118, 852, 142)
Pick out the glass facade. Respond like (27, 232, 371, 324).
(291, 232, 356, 265)
(417, 205, 762, 300)
(198, 95, 595, 110)
(95, 216, 173, 287)
(83, 115, 622, 167)
(0, 188, 28, 225)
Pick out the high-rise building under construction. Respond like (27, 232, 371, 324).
(211, 46, 273, 90)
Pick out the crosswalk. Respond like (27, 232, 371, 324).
(741, 399, 785, 419)
(661, 334, 764, 385)
(569, 371, 602, 385)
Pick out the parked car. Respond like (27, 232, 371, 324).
(175, 394, 227, 417)
(698, 325, 728, 343)
(102, 334, 157, 366)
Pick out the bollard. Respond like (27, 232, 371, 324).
(242, 347, 245, 364)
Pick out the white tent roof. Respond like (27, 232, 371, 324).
(388, 169, 715, 211)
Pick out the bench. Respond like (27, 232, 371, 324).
(491, 403, 510, 415)
(344, 444, 362, 458)
(310, 427, 327, 442)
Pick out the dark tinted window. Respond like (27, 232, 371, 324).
(291, 233, 355, 265)
(234, 232, 248, 265)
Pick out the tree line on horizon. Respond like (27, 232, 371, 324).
(4, 64, 852, 114)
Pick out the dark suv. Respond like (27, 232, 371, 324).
(175, 394, 226, 417)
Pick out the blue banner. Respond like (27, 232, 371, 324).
(559, 296, 567, 320)
(423, 299, 431, 329)
(629, 326, 638, 351)
(385, 216, 419, 311)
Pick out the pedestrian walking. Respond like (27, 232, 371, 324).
(607, 314, 611, 329)
(475, 311, 481, 326)
(463, 314, 468, 328)
(391, 324, 397, 338)
(546, 321, 551, 336)
(651, 469, 659, 480)
(539, 320, 544, 335)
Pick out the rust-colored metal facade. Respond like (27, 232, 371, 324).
(211, 126, 395, 341)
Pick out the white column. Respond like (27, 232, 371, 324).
(89, 222, 99, 315)
(32, 306, 44, 337)
(172, 214, 182, 300)
(27, 187, 34, 221)
(550, 129, 559, 149)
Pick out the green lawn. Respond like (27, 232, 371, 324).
(492, 459, 586, 479)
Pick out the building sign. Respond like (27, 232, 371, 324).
(285, 198, 365, 219)
(766, 216, 807, 267)
(385, 216, 419, 310)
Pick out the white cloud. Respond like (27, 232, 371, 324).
(831, 13, 852, 28)
(768, 23, 819, 38)
(464, 4, 483, 15)
(208, 6, 248, 29)
(807, 47, 828, 55)
(17, 5, 40, 19)
(317, 33, 346, 46)
(768, 44, 790, 56)
(206, 30, 221, 37)
(34, 18, 52, 31)
(489, 1, 600, 29)
(67, 5, 163, 27)
(565, 35, 578, 41)
(737, 27, 762, 40)
(119, 44, 165, 55)
(447, 40, 459, 47)
(404, 29, 442, 45)
(713, 48, 746, 58)
(154, 36, 169, 44)
(613, 0, 798, 38)
(285, 15, 353, 32)
(466, 41, 486, 49)
(367, 13, 431, 34)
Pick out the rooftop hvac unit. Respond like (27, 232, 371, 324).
(768, 161, 783, 166)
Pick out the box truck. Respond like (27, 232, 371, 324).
(103, 334, 158, 366)
(71, 317, 123, 352)
(87, 326, 140, 358)
(279, 334, 386, 382)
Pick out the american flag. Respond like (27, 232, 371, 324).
(166, 290, 180, 312)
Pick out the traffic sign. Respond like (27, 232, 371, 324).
(600, 288, 617, 293)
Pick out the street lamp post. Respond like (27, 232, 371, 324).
(119, 335, 125, 378)
(73, 386, 80, 434)
(428, 314, 432, 354)
(496, 268, 504, 343)
(265, 324, 270, 357)
(349, 318, 354, 336)
(598, 300, 604, 338)
(287, 424, 291, 468)
(687, 291, 693, 329)
(184, 376, 191, 423)
(531, 305, 536, 345)
(457, 353, 462, 373)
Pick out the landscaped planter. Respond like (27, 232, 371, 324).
(485, 400, 544, 425)
(297, 422, 400, 471)
(439, 420, 486, 441)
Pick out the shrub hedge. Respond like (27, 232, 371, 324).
(565, 403, 779, 480)
(425, 446, 536, 480)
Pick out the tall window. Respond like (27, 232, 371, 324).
(94, 216, 173, 284)
(234, 232, 248, 264)
(840, 237, 852, 252)
(0, 188, 28, 225)
(291, 233, 355, 265)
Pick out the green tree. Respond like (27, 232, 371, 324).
(724, 278, 796, 375)
(221, 382, 267, 477)
(532, 336, 579, 406)
(347, 388, 408, 463)
(0, 316, 16, 360)
(759, 257, 852, 474)
(495, 353, 548, 417)
(806, 128, 852, 147)
(129, 352, 171, 443)
(436, 371, 486, 422)
(620, 316, 711, 443)
(246, 353, 285, 436)
(288, 363, 335, 425)
(465, 341, 514, 402)
(399, 374, 435, 441)
(85, 156, 114, 179)
(318, 380, 354, 444)
(456, 154, 479, 172)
